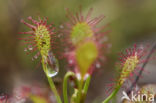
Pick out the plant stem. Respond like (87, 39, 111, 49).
(47, 76, 62, 103)
(102, 85, 120, 103)
(63, 71, 76, 103)
(42, 61, 62, 103)
(77, 78, 84, 103)
(76, 75, 91, 103)
(112, 95, 117, 103)
(83, 75, 91, 98)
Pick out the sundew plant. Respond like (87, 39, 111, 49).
(1, 5, 156, 103)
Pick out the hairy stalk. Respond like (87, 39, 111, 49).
(42, 61, 62, 103)
(63, 72, 76, 103)
(102, 85, 120, 103)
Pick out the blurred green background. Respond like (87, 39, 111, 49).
(0, 0, 156, 102)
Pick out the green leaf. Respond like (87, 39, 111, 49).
(71, 22, 93, 45)
(76, 41, 98, 77)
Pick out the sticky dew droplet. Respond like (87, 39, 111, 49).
(45, 51, 59, 77)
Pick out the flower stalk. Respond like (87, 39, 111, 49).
(102, 85, 120, 103)
(42, 60, 62, 103)
(83, 75, 91, 98)
(77, 78, 84, 103)
(63, 71, 76, 103)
